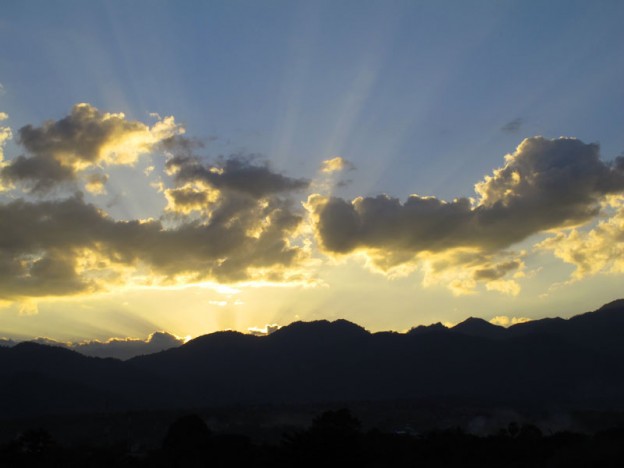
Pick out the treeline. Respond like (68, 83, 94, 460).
(2, 409, 623, 467)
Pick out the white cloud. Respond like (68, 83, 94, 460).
(490, 316, 532, 327)
(248, 324, 280, 336)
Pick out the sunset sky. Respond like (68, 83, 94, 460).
(1, 0, 624, 346)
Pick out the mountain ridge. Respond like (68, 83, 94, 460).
(1, 300, 624, 418)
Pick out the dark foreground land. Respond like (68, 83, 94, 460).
(2, 299, 624, 466)
(2, 408, 624, 467)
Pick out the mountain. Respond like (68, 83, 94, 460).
(2, 300, 624, 418)
(0, 343, 187, 418)
(407, 322, 449, 335)
(507, 299, 624, 357)
(129, 302, 624, 408)
(451, 317, 507, 340)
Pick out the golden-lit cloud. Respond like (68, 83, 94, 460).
(537, 203, 624, 279)
(2, 104, 624, 303)
(489, 315, 532, 327)
(1, 103, 183, 193)
(0, 112, 314, 301)
(0, 192, 311, 301)
(248, 324, 280, 336)
(18, 103, 182, 166)
(320, 156, 355, 173)
(418, 250, 525, 296)
(164, 184, 219, 214)
(307, 137, 624, 292)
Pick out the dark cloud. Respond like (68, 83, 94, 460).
(167, 154, 310, 197)
(165, 186, 211, 212)
(310, 137, 624, 268)
(1, 155, 75, 192)
(310, 194, 474, 254)
(161, 135, 205, 156)
(473, 260, 522, 281)
(501, 117, 524, 133)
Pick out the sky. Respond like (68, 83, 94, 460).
(1, 0, 624, 347)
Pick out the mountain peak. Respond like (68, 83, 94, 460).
(452, 317, 506, 339)
(408, 322, 449, 335)
(267, 319, 369, 346)
(274, 319, 367, 335)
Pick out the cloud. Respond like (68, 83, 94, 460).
(0, 114, 11, 163)
(473, 260, 523, 281)
(320, 156, 355, 173)
(84, 172, 108, 195)
(0, 191, 308, 300)
(0, 338, 17, 347)
(247, 324, 280, 336)
(2, 155, 75, 192)
(484, 279, 521, 296)
(537, 202, 624, 279)
(73, 331, 184, 360)
(1, 332, 185, 360)
(1, 103, 183, 193)
(164, 185, 215, 214)
(418, 250, 525, 296)
(490, 316, 532, 327)
(501, 117, 524, 133)
(4, 103, 623, 300)
(0, 107, 314, 301)
(166, 150, 309, 199)
(310, 137, 624, 256)
(308, 137, 624, 292)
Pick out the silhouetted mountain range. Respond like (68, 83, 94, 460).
(2, 300, 624, 418)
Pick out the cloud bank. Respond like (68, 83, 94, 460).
(0, 332, 185, 360)
(0, 105, 311, 301)
(1, 104, 623, 301)
(308, 137, 624, 293)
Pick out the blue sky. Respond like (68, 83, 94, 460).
(1, 0, 624, 343)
